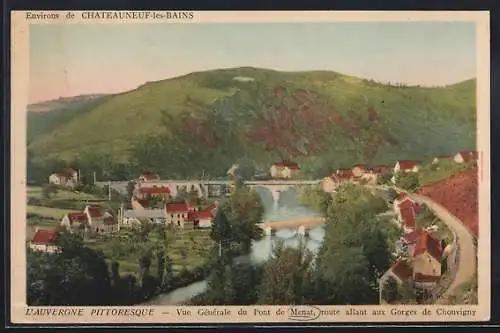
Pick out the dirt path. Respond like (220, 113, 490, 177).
(410, 193, 477, 302)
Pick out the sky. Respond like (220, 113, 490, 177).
(29, 21, 476, 103)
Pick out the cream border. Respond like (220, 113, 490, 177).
(10, 10, 490, 324)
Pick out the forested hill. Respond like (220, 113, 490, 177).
(27, 67, 476, 180)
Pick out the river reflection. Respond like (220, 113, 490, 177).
(143, 188, 323, 305)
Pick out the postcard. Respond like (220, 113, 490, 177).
(10, 10, 490, 324)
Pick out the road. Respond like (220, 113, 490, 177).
(408, 192, 477, 302)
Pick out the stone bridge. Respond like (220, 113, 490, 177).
(257, 216, 325, 236)
(97, 179, 321, 200)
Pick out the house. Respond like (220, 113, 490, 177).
(121, 209, 167, 227)
(352, 164, 367, 178)
(134, 185, 172, 200)
(392, 193, 416, 216)
(453, 151, 478, 164)
(379, 258, 413, 303)
(269, 161, 300, 179)
(60, 212, 88, 232)
(48, 168, 79, 189)
(393, 160, 420, 174)
(28, 228, 60, 253)
(411, 231, 443, 288)
(360, 168, 378, 185)
(166, 202, 194, 228)
(396, 228, 425, 258)
(398, 205, 417, 232)
(138, 172, 161, 182)
(322, 176, 337, 193)
(371, 165, 391, 174)
(83, 205, 118, 234)
(336, 168, 354, 180)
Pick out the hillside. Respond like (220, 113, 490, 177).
(27, 94, 110, 144)
(417, 168, 479, 238)
(27, 67, 476, 180)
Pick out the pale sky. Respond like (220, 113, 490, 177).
(29, 22, 476, 103)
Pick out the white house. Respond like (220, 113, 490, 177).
(48, 168, 79, 189)
(186, 202, 218, 229)
(83, 205, 118, 234)
(60, 211, 88, 232)
(28, 228, 61, 254)
(453, 151, 478, 164)
(270, 161, 300, 179)
(121, 209, 167, 227)
(393, 160, 420, 174)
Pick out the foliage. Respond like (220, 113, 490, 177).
(395, 172, 420, 192)
(257, 240, 316, 305)
(314, 184, 392, 304)
(418, 160, 476, 187)
(28, 68, 476, 180)
(298, 185, 332, 215)
(381, 276, 399, 304)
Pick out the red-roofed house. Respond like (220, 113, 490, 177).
(352, 164, 367, 178)
(28, 228, 60, 253)
(48, 168, 79, 189)
(392, 193, 416, 217)
(454, 151, 478, 164)
(399, 205, 417, 232)
(379, 258, 413, 302)
(139, 172, 161, 182)
(270, 161, 300, 179)
(60, 211, 88, 232)
(394, 160, 420, 173)
(135, 185, 172, 200)
(397, 228, 426, 257)
(186, 209, 215, 229)
(412, 231, 443, 286)
(166, 202, 194, 228)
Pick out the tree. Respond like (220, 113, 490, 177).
(210, 207, 233, 254)
(223, 185, 264, 253)
(27, 233, 113, 306)
(382, 276, 399, 304)
(395, 172, 420, 192)
(257, 241, 315, 305)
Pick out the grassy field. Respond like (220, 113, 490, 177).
(86, 227, 214, 277)
(28, 67, 476, 174)
(418, 160, 476, 187)
(27, 186, 107, 201)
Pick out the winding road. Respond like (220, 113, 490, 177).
(409, 192, 477, 302)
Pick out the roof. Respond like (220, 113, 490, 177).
(336, 169, 354, 178)
(186, 209, 214, 221)
(414, 273, 441, 283)
(166, 202, 191, 213)
(390, 259, 413, 281)
(371, 165, 391, 174)
(398, 199, 417, 210)
(396, 160, 419, 170)
(139, 186, 171, 195)
(273, 161, 300, 170)
(140, 172, 160, 181)
(413, 231, 443, 261)
(66, 212, 87, 222)
(456, 151, 478, 162)
(86, 206, 103, 218)
(401, 228, 425, 243)
(400, 206, 416, 229)
(31, 229, 58, 244)
(124, 209, 166, 218)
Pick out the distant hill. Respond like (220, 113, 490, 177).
(27, 94, 110, 144)
(27, 67, 476, 179)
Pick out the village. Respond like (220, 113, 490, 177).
(27, 150, 478, 304)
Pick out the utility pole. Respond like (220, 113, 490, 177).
(108, 180, 112, 201)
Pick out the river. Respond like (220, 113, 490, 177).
(142, 187, 324, 305)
